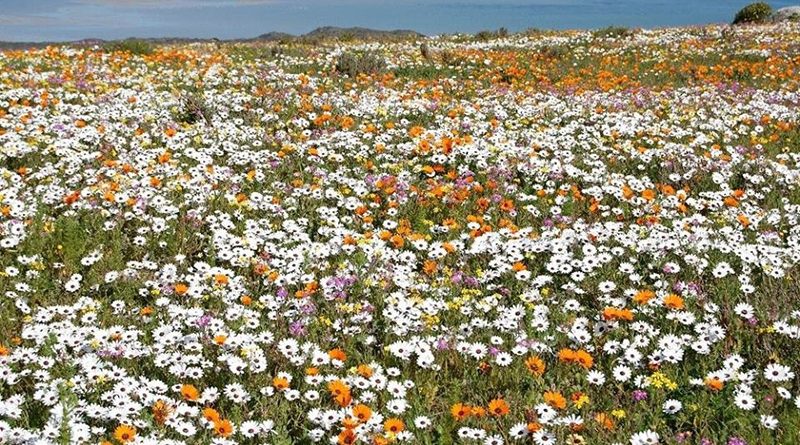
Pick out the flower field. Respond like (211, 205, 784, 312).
(1, 23, 800, 445)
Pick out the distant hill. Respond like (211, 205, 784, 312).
(254, 32, 296, 42)
(0, 26, 425, 51)
(253, 26, 424, 42)
(301, 26, 423, 40)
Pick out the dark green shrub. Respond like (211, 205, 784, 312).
(335, 52, 386, 77)
(103, 39, 154, 55)
(733, 2, 773, 24)
(475, 28, 510, 41)
(338, 33, 356, 42)
(592, 26, 633, 39)
(475, 30, 495, 41)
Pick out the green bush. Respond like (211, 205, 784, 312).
(103, 39, 154, 55)
(475, 28, 510, 41)
(592, 26, 633, 39)
(335, 52, 386, 77)
(540, 43, 571, 59)
(439, 49, 464, 66)
(733, 2, 773, 24)
(177, 93, 212, 126)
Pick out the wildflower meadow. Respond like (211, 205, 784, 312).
(1, 22, 800, 445)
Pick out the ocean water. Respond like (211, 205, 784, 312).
(2, 0, 798, 42)
(260, 0, 800, 35)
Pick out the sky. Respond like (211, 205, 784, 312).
(1, 0, 796, 42)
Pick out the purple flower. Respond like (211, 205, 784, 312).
(727, 437, 747, 445)
(196, 314, 212, 328)
(632, 390, 648, 402)
(289, 321, 306, 337)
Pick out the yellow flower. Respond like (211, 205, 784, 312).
(611, 409, 626, 419)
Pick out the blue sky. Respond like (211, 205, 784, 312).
(1, 0, 795, 42)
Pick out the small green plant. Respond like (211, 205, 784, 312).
(335, 51, 386, 77)
(733, 2, 773, 24)
(103, 39, 154, 55)
(177, 93, 212, 126)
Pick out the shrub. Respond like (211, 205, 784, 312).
(592, 26, 633, 39)
(338, 32, 356, 43)
(540, 44, 571, 59)
(439, 49, 463, 66)
(475, 30, 495, 41)
(335, 52, 386, 77)
(733, 2, 773, 24)
(103, 39, 154, 55)
(177, 93, 212, 126)
(475, 28, 509, 41)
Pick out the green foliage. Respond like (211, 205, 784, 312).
(439, 49, 464, 67)
(177, 92, 212, 126)
(475, 27, 509, 41)
(335, 51, 387, 77)
(540, 43, 571, 59)
(593, 26, 633, 39)
(733, 2, 773, 24)
(103, 39, 154, 55)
